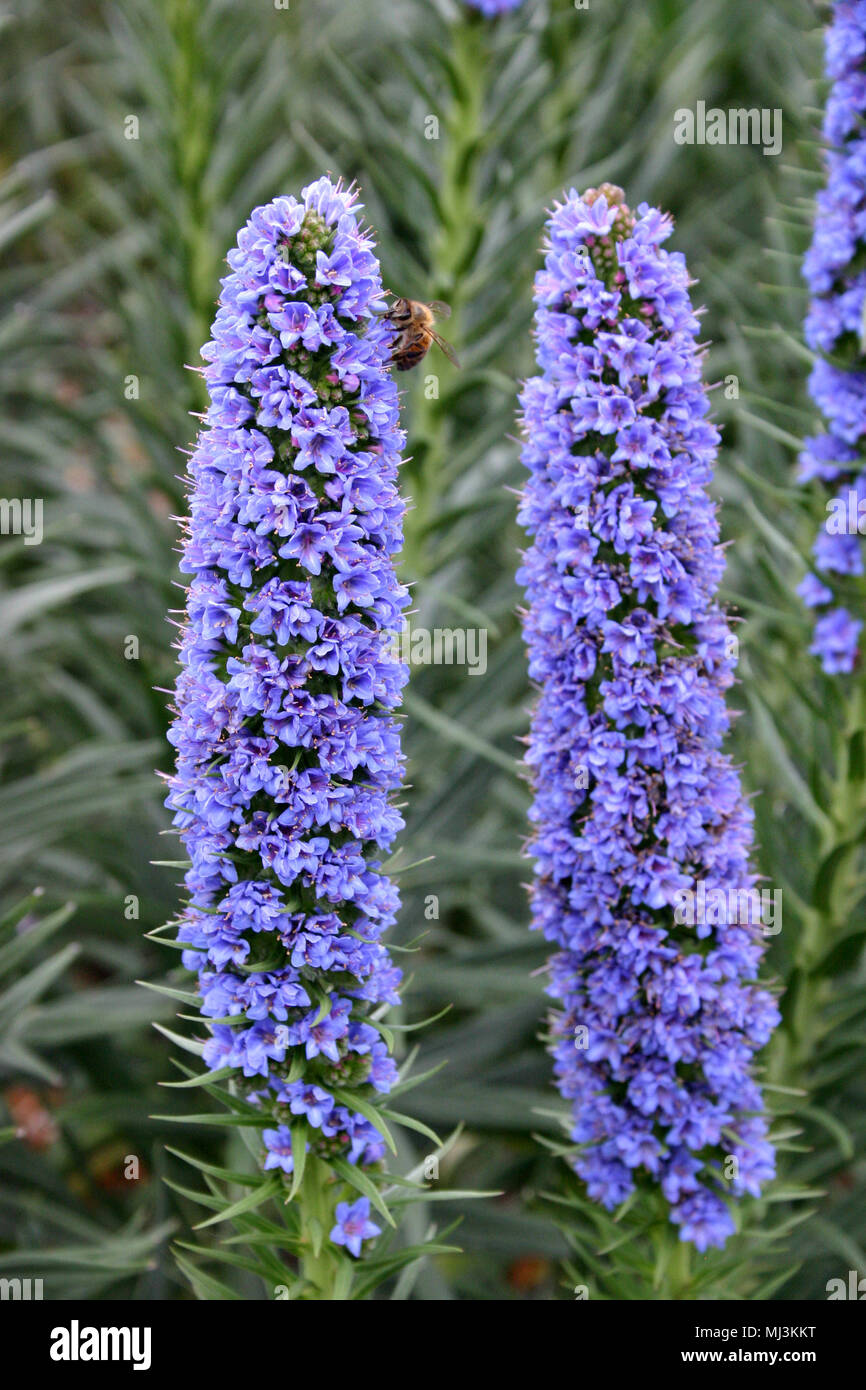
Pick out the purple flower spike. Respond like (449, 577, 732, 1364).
(799, 2, 866, 673)
(165, 178, 407, 1243)
(517, 184, 779, 1251)
(329, 1197, 381, 1258)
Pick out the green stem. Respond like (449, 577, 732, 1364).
(668, 1237, 692, 1299)
(653, 1220, 692, 1300)
(163, 0, 216, 412)
(298, 1156, 345, 1299)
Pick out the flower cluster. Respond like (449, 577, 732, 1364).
(463, 0, 524, 15)
(798, 0, 866, 673)
(165, 178, 408, 1256)
(517, 185, 779, 1250)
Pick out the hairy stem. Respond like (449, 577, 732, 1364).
(402, 17, 487, 580)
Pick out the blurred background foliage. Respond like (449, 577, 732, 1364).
(1, 0, 862, 1299)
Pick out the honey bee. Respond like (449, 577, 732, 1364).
(386, 297, 461, 372)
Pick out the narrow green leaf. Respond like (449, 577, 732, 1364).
(194, 1175, 282, 1230)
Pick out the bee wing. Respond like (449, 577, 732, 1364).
(425, 299, 452, 321)
(429, 328, 461, 369)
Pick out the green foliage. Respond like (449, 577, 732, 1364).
(0, 893, 173, 1296)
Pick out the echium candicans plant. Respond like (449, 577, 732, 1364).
(517, 185, 780, 1254)
(158, 177, 451, 1298)
(763, 0, 866, 1171)
(797, 0, 866, 674)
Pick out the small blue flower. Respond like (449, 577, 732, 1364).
(329, 1197, 381, 1258)
(811, 607, 862, 672)
(263, 1126, 295, 1174)
(284, 1082, 335, 1130)
(797, 572, 834, 608)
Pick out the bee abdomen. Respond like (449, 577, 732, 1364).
(394, 339, 428, 371)
(396, 354, 424, 371)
